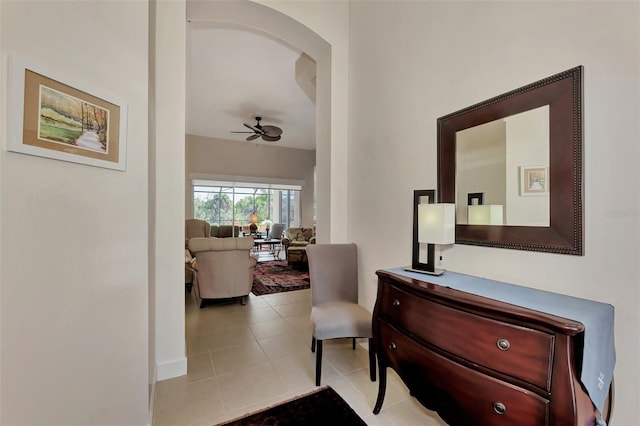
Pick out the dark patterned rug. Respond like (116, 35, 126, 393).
(252, 260, 310, 296)
(217, 386, 367, 426)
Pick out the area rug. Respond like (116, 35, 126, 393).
(251, 260, 310, 296)
(217, 386, 367, 426)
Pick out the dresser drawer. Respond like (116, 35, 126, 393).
(379, 322, 550, 426)
(380, 283, 554, 390)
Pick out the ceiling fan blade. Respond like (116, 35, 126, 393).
(244, 123, 261, 132)
(261, 125, 283, 137)
(230, 131, 254, 134)
(247, 134, 261, 141)
(262, 134, 281, 142)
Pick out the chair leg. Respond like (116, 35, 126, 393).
(315, 339, 323, 386)
(311, 336, 316, 352)
(369, 338, 376, 382)
(352, 337, 356, 350)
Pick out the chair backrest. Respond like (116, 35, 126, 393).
(186, 219, 211, 240)
(187, 237, 255, 300)
(306, 243, 359, 306)
(269, 223, 285, 241)
(284, 227, 314, 242)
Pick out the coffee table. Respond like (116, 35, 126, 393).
(253, 239, 282, 258)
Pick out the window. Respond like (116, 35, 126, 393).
(193, 180, 301, 229)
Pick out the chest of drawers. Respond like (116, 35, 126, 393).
(372, 270, 612, 425)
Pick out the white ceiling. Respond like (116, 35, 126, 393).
(186, 23, 316, 150)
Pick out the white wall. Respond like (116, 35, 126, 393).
(152, 0, 187, 383)
(185, 135, 316, 227)
(348, 1, 639, 424)
(0, 1, 149, 424)
(456, 120, 506, 224)
(254, 0, 350, 243)
(505, 106, 550, 226)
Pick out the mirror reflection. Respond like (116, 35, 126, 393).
(455, 105, 550, 227)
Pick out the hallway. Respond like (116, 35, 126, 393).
(153, 288, 446, 425)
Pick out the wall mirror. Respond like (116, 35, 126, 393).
(437, 66, 583, 255)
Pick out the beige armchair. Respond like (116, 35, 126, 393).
(282, 227, 316, 262)
(188, 237, 257, 307)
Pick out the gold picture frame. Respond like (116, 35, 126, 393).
(7, 56, 127, 171)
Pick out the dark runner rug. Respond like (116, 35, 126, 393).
(251, 260, 310, 296)
(217, 386, 367, 426)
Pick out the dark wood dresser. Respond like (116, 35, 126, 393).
(372, 269, 613, 426)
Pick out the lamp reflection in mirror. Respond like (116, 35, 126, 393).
(468, 205, 504, 225)
(407, 196, 455, 276)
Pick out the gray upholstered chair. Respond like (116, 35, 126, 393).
(269, 223, 285, 241)
(306, 243, 376, 386)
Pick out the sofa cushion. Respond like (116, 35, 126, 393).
(189, 236, 254, 253)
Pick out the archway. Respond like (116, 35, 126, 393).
(152, 0, 335, 383)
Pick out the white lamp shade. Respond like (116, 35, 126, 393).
(418, 203, 455, 244)
(248, 213, 259, 223)
(468, 205, 504, 225)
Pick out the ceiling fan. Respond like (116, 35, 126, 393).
(230, 116, 283, 142)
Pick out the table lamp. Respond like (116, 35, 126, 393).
(248, 213, 259, 233)
(261, 219, 273, 237)
(406, 190, 455, 276)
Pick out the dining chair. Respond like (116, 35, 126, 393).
(306, 243, 376, 386)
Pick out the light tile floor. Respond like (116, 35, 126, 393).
(153, 282, 448, 425)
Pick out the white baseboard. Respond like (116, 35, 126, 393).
(156, 356, 187, 381)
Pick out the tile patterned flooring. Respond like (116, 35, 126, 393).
(153, 284, 448, 425)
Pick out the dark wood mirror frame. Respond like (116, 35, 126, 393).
(437, 66, 583, 255)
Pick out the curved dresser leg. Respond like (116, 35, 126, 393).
(373, 364, 387, 414)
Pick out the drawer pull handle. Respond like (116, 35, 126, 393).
(493, 402, 506, 415)
(392, 299, 400, 307)
(389, 342, 397, 350)
(497, 338, 510, 351)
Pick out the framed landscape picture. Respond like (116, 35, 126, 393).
(7, 56, 127, 171)
(520, 165, 549, 196)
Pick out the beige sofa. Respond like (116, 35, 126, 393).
(188, 237, 257, 307)
(185, 219, 211, 247)
(210, 225, 241, 238)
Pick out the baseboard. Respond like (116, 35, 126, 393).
(156, 356, 187, 381)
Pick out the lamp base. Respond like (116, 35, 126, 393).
(404, 266, 446, 276)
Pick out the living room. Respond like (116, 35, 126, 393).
(1, 1, 638, 426)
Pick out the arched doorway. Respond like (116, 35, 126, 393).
(152, 0, 337, 383)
